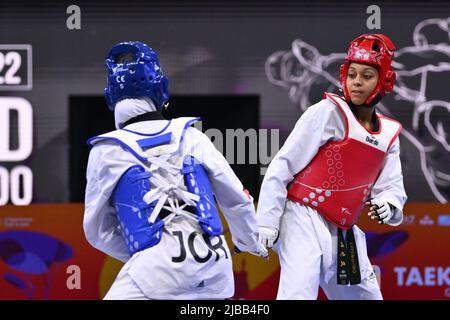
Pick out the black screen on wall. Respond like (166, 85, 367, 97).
(69, 95, 260, 202)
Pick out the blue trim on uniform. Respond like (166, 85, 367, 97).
(176, 117, 201, 154)
(86, 137, 148, 162)
(137, 132, 173, 150)
(87, 117, 200, 160)
(86, 136, 99, 148)
(122, 120, 172, 137)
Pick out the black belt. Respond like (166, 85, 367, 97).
(337, 227, 361, 285)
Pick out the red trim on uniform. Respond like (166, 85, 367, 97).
(379, 113, 402, 127)
(324, 93, 349, 140)
(325, 93, 384, 136)
(356, 113, 382, 135)
(386, 120, 402, 150)
(378, 114, 402, 150)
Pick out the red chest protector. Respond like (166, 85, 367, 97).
(287, 93, 402, 229)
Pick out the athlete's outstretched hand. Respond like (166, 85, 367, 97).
(258, 226, 279, 249)
(233, 243, 268, 260)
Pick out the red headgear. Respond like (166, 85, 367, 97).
(339, 34, 396, 105)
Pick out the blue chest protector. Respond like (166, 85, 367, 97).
(112, 156, 223, 256)
(181, 156, 223, 236)
(111, 165, 163, 256)
(93, 118, 223, 256)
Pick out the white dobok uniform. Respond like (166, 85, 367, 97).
(83, 99, 260, 299)
(257, 96, 407, 300)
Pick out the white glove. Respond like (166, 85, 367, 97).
(367, 200, 395, 224)
(258, 226, 279, 249)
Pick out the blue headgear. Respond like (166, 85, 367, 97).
(104, 41, 170, 111)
